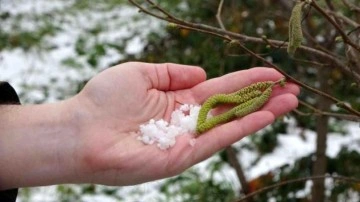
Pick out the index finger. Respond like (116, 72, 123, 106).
(190, 67, 285, 103)
(137, 62, 206, 91)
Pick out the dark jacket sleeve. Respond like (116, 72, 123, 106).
(0, 81, 20, 202)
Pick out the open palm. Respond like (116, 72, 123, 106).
(73, 62, 299, 186)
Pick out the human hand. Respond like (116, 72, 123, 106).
(70, 62, 299, 186)
(0, 62, 299, 189)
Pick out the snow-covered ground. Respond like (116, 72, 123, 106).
(241, 118, 360, 180)
(1, 0, 163, 103)
(1, 0, 360, 201)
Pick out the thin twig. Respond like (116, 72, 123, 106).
(128, 0, 360, 117)
(236, 174, 360, 202)
(216, 0, 226, 30)
(296, 100, 360, 122)
(262, 35, 332, 68)
(292, 58, 331, 67)
(128, 0, 357, 81)
(309, 1, 360, 53)
(308, 1, 360, 88)
(324, 0, 343, 27)
(341, 0, 360, 13)
(348, 27, 360, 36)
(302, 30, 339, 58)
(225, 147, 253, 202)
(233, 41, 360, 117)
(326, 10, 360, 28)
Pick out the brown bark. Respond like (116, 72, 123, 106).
(311, 67, 331, 202)
(225, 146, 253, 202)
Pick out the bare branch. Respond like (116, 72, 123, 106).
(128, 0, 360, 117)
(302, 30, 339, 58)
(341, 0, 360, 13)
(236, 174, 360, 202)
(144, 0, 182, 23)
(309, 1, 360, 53)
(324, 0, 343, 27)
(231, 41, 360, 117)
(216, 0, 226, 31)
(225, 147, 253, 202)
(292, 58, 331, 68)
(295, 100, 360, 122)
(327, 11, 360, 28)
(131, 0, 360, 81)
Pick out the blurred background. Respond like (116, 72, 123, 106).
(1, 0, 360, 201)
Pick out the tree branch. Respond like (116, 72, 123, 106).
(225, 147, 253, 202)
(309, 1, 360, 53)
(129, 0, 356, 79)
(341, 0, 360, 13)
(326, 10, 360, 28)
(235, 174, 360, 202)
(216, 0, 226, 31)
(295, 100, 360, 122)
(231, 41, 360, 117)
(128, 0, 360, 118)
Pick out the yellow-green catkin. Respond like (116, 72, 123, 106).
(234, 87, 273, 117)
(196, 80, 282, 135)
(196, 90, 263, 127)
(196, 81, 274, 132)
(196, 97, 258, 134)
(230, 81, 273, 96)
(288, 1, 305, 56)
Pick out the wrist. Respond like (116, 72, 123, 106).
(0, 100, 80, 189)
